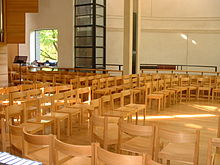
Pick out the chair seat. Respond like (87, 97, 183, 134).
(20, 123, 44, 134)
(121, 136, 152, 154)
(147, 94, 163, 99)
(125, 104, 146, 110)
(58, 107, 81, 115)
(61, 157, 91, 165)
(26, 146, 50, 165)
(43, 112, 69, 120)
(159, 143, 195, 163)
(198, 87, 211, 90)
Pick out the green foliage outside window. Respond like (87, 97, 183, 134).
(39, 29, 58, 62)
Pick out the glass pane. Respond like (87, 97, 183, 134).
(96, 48, 104, 58)
(76, 37, 93, 46)
(96, 6, 104, 15)
(76, 16, 93, 25)
(76, 0, 92, 5)
(96, 0, 104, 5)
(76, 27, 92, 36)
(96, 27, 104, 36)
(76, 58, 93, 68)
(96, 37, 104, 47)
(96, 16, 104, 26)
(76, 5, 93, 16)
(96, 58, 103, 64)
(76, 48, 92, 57)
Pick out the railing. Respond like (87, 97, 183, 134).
(0, 0, 4, 42)
(27, 66, 124, 76)
(141, 69, 220, 76)
(96, 64, 123, 71)
(140, 64, 218, 72)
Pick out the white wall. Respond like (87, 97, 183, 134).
(107, 0, 220, 71)
(19, 0, 74, 68)
(20, 0, 220, 71)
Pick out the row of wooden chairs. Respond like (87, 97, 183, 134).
(1, 119, 158, 165)
(90, 116, 200, 165)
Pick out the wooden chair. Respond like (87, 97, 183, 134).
(70, 79, 78, 90)
(94, 143, 149, 165)
(90, 115, 120, 150)
(118, 119, 156, 159)
(94, 78, 109, 99)
(120, 90, 146, 124)
(212, 77, 220, 101)
(77, 77, 89, 88)
(53, 136, 94, 165)
(197, 77, 212, 101)
(39, 96, 70, 139)
(207, 138, 220, 165)
(23, 128, 54, 165)
(155, 128, 200, 165)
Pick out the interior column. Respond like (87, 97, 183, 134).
(123, 0, 133, 75)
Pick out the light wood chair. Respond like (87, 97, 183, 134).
(40, 96, 70, 139)
(53, 136, 94, 165)
(94, 143, 150, 165)
(197, 77, 212, 101)
(212, 78, 220, 101)
(43, 86, 57, 96)
(118, 119, 156, 159)
(155, 128, 200, 165)
(90, 115, 120, 150)
(207, 138, 220, 165)
(23, 128, 54, 165)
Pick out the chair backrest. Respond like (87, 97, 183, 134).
(70, 79, 78, 89)
(111, 93, 121, 110)
(64, 90, 79, 106)
(118, 120, 155, 156)
(94, 143, 146, 165)
(155, 128, 200, 164)
(77, 87, 91, 103)
(101, 95, 112, 113)
(39, 96, 53, 114)
(21, 84, 35, 91)
(43, 86, 56, 96)
(90, 115, 108, 145)
(5, 104, 25, 125)
(53, 93, 65, 110)
(107, 77, 115, 87)
(10, 91, 27, 105)
(23, 128, 54, 164)
(56, 85, 72, 94)
(207, 138, 220, 165)
(180, 77, 190, 87)
(9, 124, 23, 154)
(121, 90, 133, 106)
(90, 99, 101, 115)
(78, 76, 89, 88)
(53, 137, 94, 165)
(0, 118, 9, 152)
(99, 78, 107, 89)
(6, 86, 21, 94)
(26, 89, 42, 100)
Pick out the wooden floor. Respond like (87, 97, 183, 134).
(60, 100, 220, 165)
